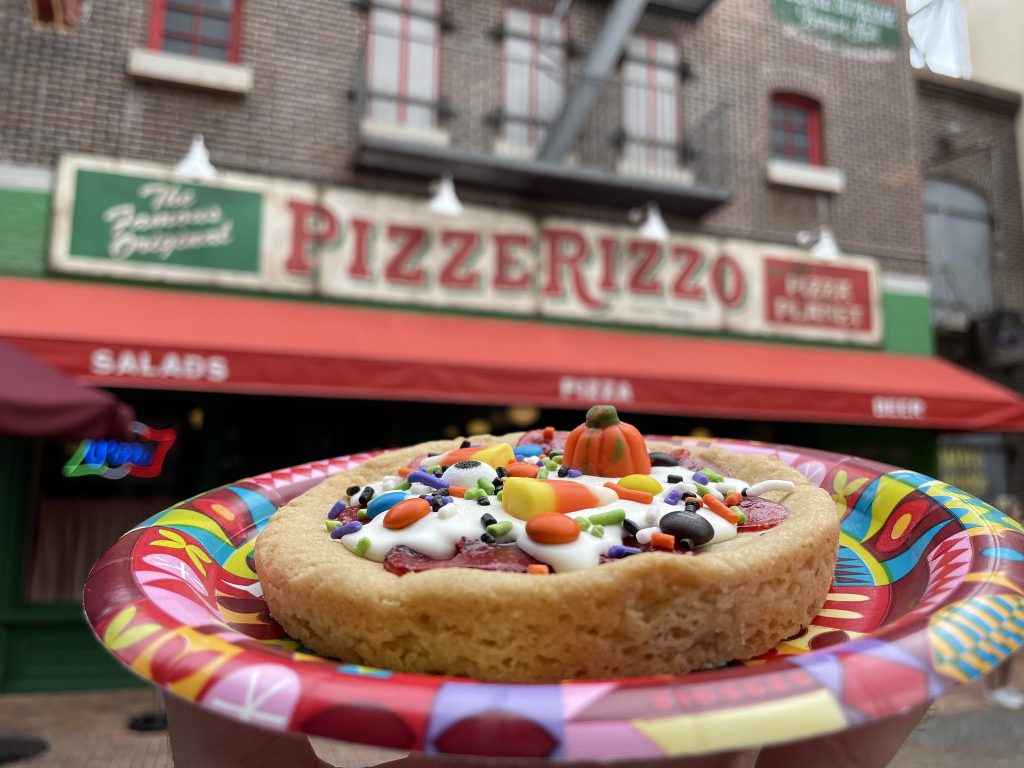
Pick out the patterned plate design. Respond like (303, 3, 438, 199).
(83, 440, 1024, 760)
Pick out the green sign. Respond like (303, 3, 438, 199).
(68, 170, 261, 271)
(772, 0, 902, 49)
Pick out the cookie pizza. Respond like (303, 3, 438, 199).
(256, 406, 839, 681)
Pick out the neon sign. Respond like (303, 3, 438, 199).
(63, 421, 177, 480)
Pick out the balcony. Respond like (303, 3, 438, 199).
(350, 37, 732, 217)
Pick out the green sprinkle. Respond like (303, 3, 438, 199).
(537, 468, 550, 479)
(576, 517, 591, 531)
(354, 537, 371, 556)
(477, 477, 495, 495)
(397, 480, 411, 491)
(702, 468, 725, 483)
(325, 519, 342, 531)
(543, 459, 558, 471)
(427, 464, 441, 473)
(588, 508, 626, 526)
(464, 487, 481, 500)
(486, 521, 513, 537)
(694, 482, 711, 497)
(589, 524, 605, 538)
(552, 454, 563, 464)
(496, 490, 503, 501)
(733, 508, 747, 525)
(357, 509, 369, 520)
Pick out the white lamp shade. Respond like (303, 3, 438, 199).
(638, 202, 669, 242)
(428, 174, 464, 217)
(174, 134, 217, 180)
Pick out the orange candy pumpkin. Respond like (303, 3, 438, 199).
(561, 405, 651, 477)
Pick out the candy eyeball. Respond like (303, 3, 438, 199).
(441, 460, 497, 488)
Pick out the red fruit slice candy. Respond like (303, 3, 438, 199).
(738, 495, 788, 531)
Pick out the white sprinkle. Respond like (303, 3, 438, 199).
(381, 476, 400, 492)
(714, 482, 740, 495)
(437, 503, 458, 519)
(746, 479, 796, 496)
(636, 526, 660, 545)
(704, 484, 724, 500)
(680, 482, 698, 495)
(645, 505, 664, 526)
(408, 482, 434, 495)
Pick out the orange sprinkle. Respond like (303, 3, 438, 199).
(543, 426, 555, 441)
(507, 461, 541, 478)
(703, 494, 741, 524)
(724, 492, 743, 507)
(398, 467, 414, 477)
(526, 513, 581, 545)
(527, 564, 551, 575)
(383, 498, 431, 530)
(448, 485, 467, 498)
(651, 532, 675, 551)
(603, 482, 654, 505)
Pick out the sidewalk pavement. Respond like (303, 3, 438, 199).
(1, 666, 1022, 767)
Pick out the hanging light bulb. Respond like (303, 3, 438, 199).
(174, 134, 216, 180)
(427, 173, 464, 217)
(628, 201, 669, 242)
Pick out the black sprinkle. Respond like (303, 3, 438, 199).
(666, 474, 683, 484)
(681, 491, 698, 500)
(477, 498, 491, 506)
(557, 465, 569, 477)
(346, 485, 360, 496)
(358, 487, 375, 506)
(429, 497, 443, 511)
(432, 468, 444, 478)
(678, 537, 695, 552)
(496, 466, 508, 478)
(649, 451, 680, 467)
(480, 513, 498, 528)
(683, 500, 700, 513)
(480, 532, 496, 544)
(742, 487, 749, 496)
(460, 440, 472, 448)
(623, 519, 641, 536)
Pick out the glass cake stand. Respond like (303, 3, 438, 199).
(83, 439, 1024, 766)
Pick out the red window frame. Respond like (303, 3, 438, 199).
(148, 0, 243, 63)
(501, 6, 566, 148)
(363, 0, 443, 128)
(771, 93, 822, 165)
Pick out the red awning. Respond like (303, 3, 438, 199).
(0, 338, 135, 440)
(2, 276, 1024, 432)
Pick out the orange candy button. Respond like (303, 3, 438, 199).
(507, 461, 542, 478)
(525, 513, 581, 545)
(383, 497, 431, 530)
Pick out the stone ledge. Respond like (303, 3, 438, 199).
(766, 158, 846, 194)
(127, 48, 253, 95)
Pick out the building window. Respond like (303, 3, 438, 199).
(924, 179, 993, 330)
(501, 7, 565, 152)
(365, 0, 442, 131)
(771, 93, 822, 165)
(621, 36, 680, 172)
(149, 0, 243, 62)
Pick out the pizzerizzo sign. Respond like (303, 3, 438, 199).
(51, 154, 882, 345)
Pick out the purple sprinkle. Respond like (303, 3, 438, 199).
(407, 470, 446, 489)
(567, 469, 583, 478)
(608, 545, 642, 558)
(441, 495, 454, 505)
(327, 500, 346, 520)
(692, 472, 709, 485)
(664, 491, 682, 506)
(331, 520, 363, 539)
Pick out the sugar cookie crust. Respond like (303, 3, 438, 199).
(255, 436, 839, 681)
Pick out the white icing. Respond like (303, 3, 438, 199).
(339, 457, 770, 573)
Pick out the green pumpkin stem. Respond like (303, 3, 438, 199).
(585, 404, 621, 429)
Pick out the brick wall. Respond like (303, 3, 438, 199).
(1, 0, 930, 273)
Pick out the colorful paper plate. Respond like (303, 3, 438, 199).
(84, 439, 1024, 761)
